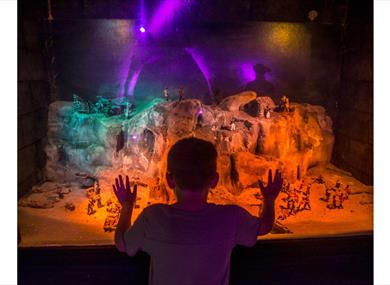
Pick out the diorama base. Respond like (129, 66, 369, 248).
(18, 163, 372, 247)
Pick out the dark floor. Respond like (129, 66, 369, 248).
(18, 234, 373, 285)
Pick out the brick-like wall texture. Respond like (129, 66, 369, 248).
(18, 0, 51, 198)
(332, 2, 373, 185)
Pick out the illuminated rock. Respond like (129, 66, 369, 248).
(219, 91, 257, 111)
(230, 152, 285, 194)
(242, 96, 276, 118)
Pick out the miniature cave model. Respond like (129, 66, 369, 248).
(18, 92, 373, 246)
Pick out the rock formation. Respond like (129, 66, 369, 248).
(44, 93, 334, 196)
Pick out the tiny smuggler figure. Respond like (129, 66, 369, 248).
(163, 87, 169, 101)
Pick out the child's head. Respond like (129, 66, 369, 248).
(166, 137, 218, 192)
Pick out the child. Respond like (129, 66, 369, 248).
(113, 137, 282, 285)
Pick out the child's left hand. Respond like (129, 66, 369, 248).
(113, 175, 137, 208)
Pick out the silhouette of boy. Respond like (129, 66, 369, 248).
(113, 137, 283, 285)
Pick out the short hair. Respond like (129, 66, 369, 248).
(167, 137, 217, 191)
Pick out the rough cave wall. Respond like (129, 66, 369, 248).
(332, 2, 373, 185)
(18, 1, 52, 198)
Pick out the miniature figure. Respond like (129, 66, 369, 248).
(95, 96, 108, 113)
(64, 202, 76, 211)
(87, 198, 96, 215)
(279, 96, 285, 110)
(306, 184, 311, 196)
(103, 213, 118, 232)
(332, 190, 344, 209)
(302, 192, 311, 210)
(103, 199, 121, 231)
(230, 120, 236, 131)
(279, 95, 290, 112)
(264, 105, 271, 119)
(103, 217, 114, 232)
(321, 186, 332, 202)
(57, 191, 65, 199)
(178, 87, 184, 102)
(86, 187, 95, 199)
(284, 97, 290, 112)
(106, 199, 121, 214)
(281, 182, 290, 194)
(95, 193, 104, 208)
(149, 177, 168, 201)
(94, 180, 101, 194)
(107, 99, 114, 116)
(344, 185, 351, 200)
(123, 100, 135, 118)
(278, 206, 290, 221)
(163, 87, 169, 101)
(196, 110, 204, 128)
(314, 175, 325, 184)
(72, 94, 94, 114)
(286, 193, 296, 215)
(116, 128, 125, 154)
(72, 94, 84, 113)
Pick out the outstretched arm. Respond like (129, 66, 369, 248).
(257, 169, 283, 236)
(113, 175, 137, 252)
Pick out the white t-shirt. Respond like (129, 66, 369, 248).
(124, 203, 259, 285)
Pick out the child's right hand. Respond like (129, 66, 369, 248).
(113, 175, 137, 208)
(258, 169, 283, 202)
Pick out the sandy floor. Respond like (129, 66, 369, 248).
(18, 164, 372, 247)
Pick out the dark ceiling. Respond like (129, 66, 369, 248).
(19, 0, 372, 25)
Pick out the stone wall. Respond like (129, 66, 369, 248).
(332, 24, 373, 184)
(18, 0, 52, 198)
(332, 1, 373, 185)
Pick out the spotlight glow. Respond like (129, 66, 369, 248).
(139, 26, 146, 33)
(132, 134, 137, 140)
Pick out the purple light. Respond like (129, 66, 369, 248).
(198, 109, 203, 115)
(132, 135, 137, 140)
(149, 0, 181, 35)
(240, 63, 256, 84)
(126, 56, 159, 98)
(139, 0, 146, 31)
(139, 26, 146, 33)
(185, 48, 212, 96)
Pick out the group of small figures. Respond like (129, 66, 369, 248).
(72, 94, 136, 118)
(163, 87, 185, 102)
(86, 180, 104, 215)
(85, 179, 123, 232)
(103, 198, 121, 232)
(278, 180, 312, 220)
(259, 96, 290, 119)
(278, 95, 290, 112)
(320, 179, 351, 209)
